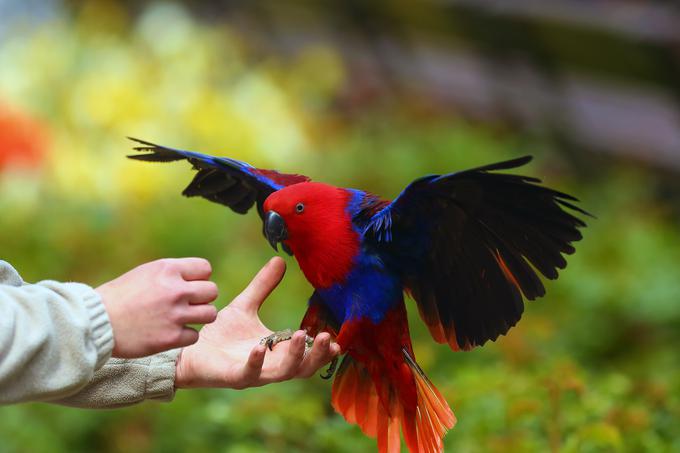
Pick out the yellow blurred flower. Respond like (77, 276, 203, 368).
(0, 1, 334, 204)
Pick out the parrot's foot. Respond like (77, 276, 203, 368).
(260, 329, 293, 350)
(320, 356, 339, 380)
(260, 329, 314, 351)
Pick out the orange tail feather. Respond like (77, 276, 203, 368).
(403, 350, 456, 453)
(331, 354, 456, 453)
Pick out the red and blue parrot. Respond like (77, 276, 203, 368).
(129, 138, 589, 453)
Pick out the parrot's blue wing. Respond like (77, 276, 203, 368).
(127, 137, 310, 218)
(364, 156, 591, 350)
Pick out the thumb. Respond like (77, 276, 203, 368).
(232, 257, 286, 314)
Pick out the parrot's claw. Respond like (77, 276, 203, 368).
(305, 334, 314, 350)
(260, 329, 293, 350)
(259, 329, 314, 352)
(320, 356, 339, 380)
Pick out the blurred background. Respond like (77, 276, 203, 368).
(1, 1, 679, 452)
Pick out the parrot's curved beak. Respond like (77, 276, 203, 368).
(264, 211, 291, 255)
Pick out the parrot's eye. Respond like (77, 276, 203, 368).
(295, 202, 305, 214)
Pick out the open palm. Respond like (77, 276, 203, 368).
(175, 257, 339, 389)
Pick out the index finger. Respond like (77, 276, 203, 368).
(175, 257, 212, 281)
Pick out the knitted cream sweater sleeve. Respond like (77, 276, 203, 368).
(0, 260, 177, 407)
(54, 349, 179, 408)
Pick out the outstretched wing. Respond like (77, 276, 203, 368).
(364, 156, 590, 350)
(127, 137, 310, 218)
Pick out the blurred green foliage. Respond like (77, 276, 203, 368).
(1, 2, 679, 452)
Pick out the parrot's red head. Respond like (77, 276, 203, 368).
(263, 182, 360, 288)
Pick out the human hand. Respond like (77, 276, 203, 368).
(96, 258, 218, 358)
(174, 257, 340, 389)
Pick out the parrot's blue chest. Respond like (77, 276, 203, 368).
(316, 251, 402, 325)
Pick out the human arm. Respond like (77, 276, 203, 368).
(0, 260, 113, 404)
(0, 257, 218, 405)
(55, 257, 340, 408)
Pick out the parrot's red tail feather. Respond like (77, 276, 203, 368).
(331, 356, 379, 437)
(332, 356, 401, 452)
(377, 408, 402, 453)
(403, 350, 456, 453)
(331, 353, 455, 453)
